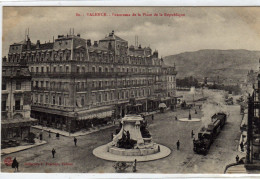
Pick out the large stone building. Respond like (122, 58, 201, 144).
(1, 57, 36, 146)
(246, 63, 260, 170)
(6, 30, 177, 133)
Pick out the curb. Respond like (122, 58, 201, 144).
(32, 124, 116, 137)
(1, 141, 47, 156)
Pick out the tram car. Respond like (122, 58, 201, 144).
(193, 112, 227, 155)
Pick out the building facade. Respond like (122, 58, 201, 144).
(6, 30, 177, 133)
(246, 63, 260, 170)
(1, 57, 36, 146)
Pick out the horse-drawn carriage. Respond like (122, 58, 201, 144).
(113, 161, 136, 173)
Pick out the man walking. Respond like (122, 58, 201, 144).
(240, 142, 244, 152)
(132, 159, 137, 172)
(236, 155, 239, 163)
(152, 114, 154, 121)
(111, 133, 114, 140)
(48, 130, 51, 138)
(74, 137, 77, 146)
(39, 133, 43, 141)
(191, 130, 194, 138)
(52, 148, 56, 158)
(56, 133, 60, 140)
(177, 140, 180, 150)
(12, 157, 19, 172)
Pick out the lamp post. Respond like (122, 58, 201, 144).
(188, 108, 191, 120)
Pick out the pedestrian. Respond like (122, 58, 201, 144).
(39, 133, 43, 141)
(240, 142, 244, 152)
(177, 140, 180, 150)
(48, 130, 51, 138)
(191, 130, 194, 138)
(236, 155, 239, 163)
(52, 148, 56, 158)
(195, 109, 197, 114)
(152, 114, 154, 121)
(12, 157, 19, 172)
(132, 159, 137, 172)
(158, 145, 160, 152)
(111, 133, 114, 140)
(56, 133, 60, 140)
(74, 137, 77, 146)
(175, 115, 178, 121)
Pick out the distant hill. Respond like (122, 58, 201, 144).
(164, 49, 260, 82)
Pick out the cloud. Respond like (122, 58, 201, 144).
(2, 7, 260, 57)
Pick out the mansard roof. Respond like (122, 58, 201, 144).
(100, 34, 127, 42)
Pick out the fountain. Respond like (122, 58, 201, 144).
(93, 102, 171, 162)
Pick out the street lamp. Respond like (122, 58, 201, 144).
(188, 108, 191, 120)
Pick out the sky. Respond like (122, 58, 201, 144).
(2, 7, 260, 57)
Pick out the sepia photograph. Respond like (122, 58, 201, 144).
(1, 6, 260, 175)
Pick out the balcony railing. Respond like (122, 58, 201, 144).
(75, 84, 150, 92)
(32, 86, 69, 92)
(30, 71, 167, 78)
(13, 105, 23, 111)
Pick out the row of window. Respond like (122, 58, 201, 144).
(33, 88, 151, 107)
(8, 50, 159, 66)
(32, 78, 154, 90)
(30, 64, 158, 74)
(2, 99, 22, 111)
(34, 94, 67, 106)
(2, 81, 21, 90)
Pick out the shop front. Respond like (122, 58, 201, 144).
(75, 106, 114, 131)
(1, 118, 37, 148)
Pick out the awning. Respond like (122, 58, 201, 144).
(1, 118, 37, 128)
(161, 97, 171, 101)
(159, 103, 167, 108)
(77, 106, 113, 120)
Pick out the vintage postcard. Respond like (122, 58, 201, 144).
(1, 6, 260, 175)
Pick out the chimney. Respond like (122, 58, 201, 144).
(58, 35, 64, 39)
(27, 37, 31, 50)
(36, 40, 40, 49)
(87, 39, 91, 46)
(153, 50, 158, 58)
(108, 42, 112, 50)
(77, 33, 80, 37)
(94, 41, 98, 47)
(2, 56, 7, 62)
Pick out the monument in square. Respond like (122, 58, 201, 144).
(110, 113, 158, 156)
(93, 98, 171, 162)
